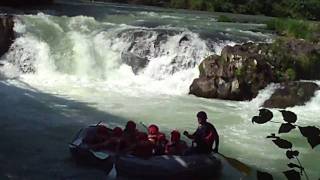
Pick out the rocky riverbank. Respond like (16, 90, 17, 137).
(190, 38, 320, 104)
(0, 15, 14, 58)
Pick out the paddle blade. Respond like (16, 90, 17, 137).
(219, 153, 251, 176)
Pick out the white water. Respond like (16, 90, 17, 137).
(0, 4, 319, 180)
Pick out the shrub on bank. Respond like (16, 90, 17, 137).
(266, 18, 320, 41)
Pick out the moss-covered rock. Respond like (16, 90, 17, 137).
(190, 38, 320, 101)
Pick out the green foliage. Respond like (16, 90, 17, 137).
(296, 54, 311, 73)
(102, 0, 320, 20)
(285, 68, 296, 81)
(217, 15, 233, 22)
(266, 18, 320, 41)
(235, 68, 242, 78)
(267, 37, 320, 81)
(253, 109, 320, 180)
(170, 0, 187, 9)
(198, 61, 205, 75)
(167, 0, 320, 20)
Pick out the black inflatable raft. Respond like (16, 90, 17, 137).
(69, 126, 222, 179)
(116, 153, 222, 179)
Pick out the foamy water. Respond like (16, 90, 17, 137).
(0, 3, 319, 179)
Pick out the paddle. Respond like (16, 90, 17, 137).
(139, 122, 251, 176)
(216, 152, 251, 176)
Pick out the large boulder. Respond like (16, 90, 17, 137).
(190, 38, 320, 101)
(0, 15, 14, 58)
(190, 44, 274, 100)
(263, 82, 320, 108)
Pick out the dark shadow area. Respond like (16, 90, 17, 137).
(0, 80, 128, 179)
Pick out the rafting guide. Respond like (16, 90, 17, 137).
(183, 111, 219, 154)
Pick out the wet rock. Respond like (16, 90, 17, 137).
(0, 15, 14, 57)
(190, 38, 320, 101)
(263, 82, 320, 108)
(121, 52, 149, 74)
(179, 35, 190, 45)
(190, 47, 274, 100)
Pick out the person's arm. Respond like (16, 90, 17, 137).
(212, 127, 219, 153)
(183, 131, 195, 139)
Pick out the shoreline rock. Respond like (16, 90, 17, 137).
(190, 38, 320, 102)
(263, 82, 320, 108)
(0, 15, 15, 58)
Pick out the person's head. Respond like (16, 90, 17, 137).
(197, 111, 207, 125)
(125, 120, 136, 132)
(148, 124, 159, 135)
(170, 130, 180, 143)
(112, 127, 123, 137)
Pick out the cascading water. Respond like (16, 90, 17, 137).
(0, 1, 319, 180)
(2, 14, 211, 94)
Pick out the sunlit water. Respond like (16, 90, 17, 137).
(0, 1, 319, 179)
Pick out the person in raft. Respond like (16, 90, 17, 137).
(123, 120, 139, 144)
(165, 130, 188, 155)
(90, 126, 125, 151)
(83, 124, 111, 146)
(183, 111, 219, 154)
(131, 132, 154, 158)
(147, 124, 168, 155)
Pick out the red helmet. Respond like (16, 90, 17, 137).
(148, 124, 159, 135)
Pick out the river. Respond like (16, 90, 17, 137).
(0, 1, 319, 179)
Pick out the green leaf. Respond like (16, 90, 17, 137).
(286, 150, 299, 159)
(283, 169, 301, 180)
(299, 126, 320, 148)
(280, 110, 297, 123)
(266, 133, 278, 139)
(272, 138, 292, 149)
(288, 163, 302, 169)
(257, 171, 273, 180)
(252, 116, 262, 124)
(307, 136, 320, 149)
(299, 126, 320, 138)
(279, 123, 296, 134)
(252, 109, 273, 124)
(259, 109, 273, 122)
